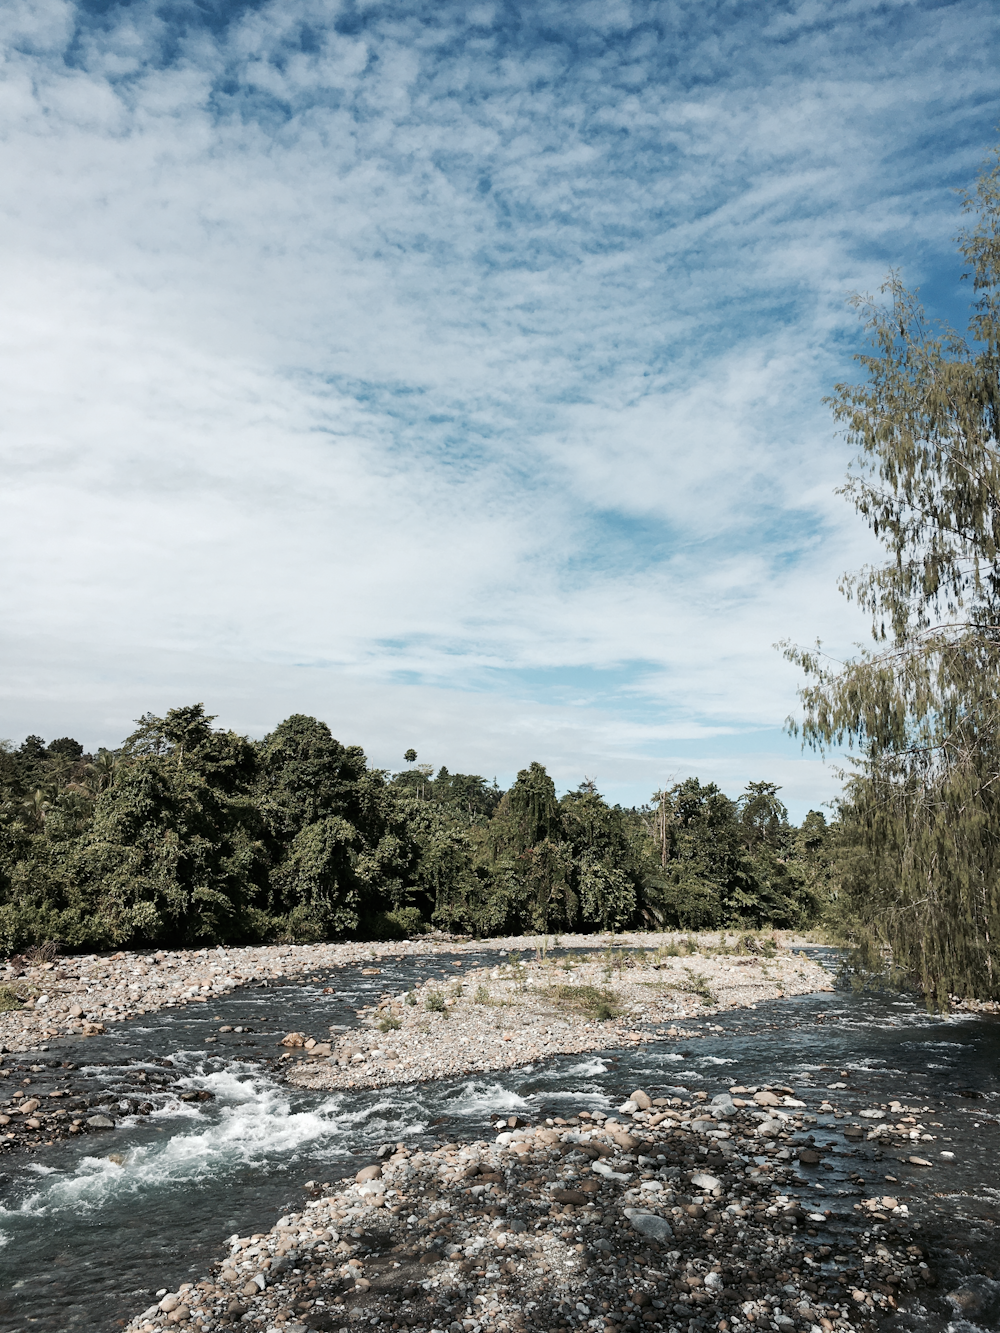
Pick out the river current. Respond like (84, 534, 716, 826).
(0, 948, 997, 1332)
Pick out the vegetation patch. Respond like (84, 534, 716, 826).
(546, 983, 621, 1022)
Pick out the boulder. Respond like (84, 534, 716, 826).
(18, 1099, 41, 1115)
(630, 1090, 652, 1110)
(753, 1091, 780, 1106)
(280, 1032, 306, 1047)
(356, 1164, 383, 1183)
(86, 1115, 115, 1130)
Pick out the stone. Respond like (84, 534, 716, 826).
(86, 1115, 115, 1130)
(689, 1172, 720, 1191)
(630, 1090, 652, 1110)
(627, 1212, 674, 1241)
(159, 1295, 181, 1312)
(908, 1156, 932, 1167)
(551, 1189, 589, 1205)
(756, 1119, 782, 1138)
(18, 1099, 41, 1115)
(797, 1148, 822, 1164)
(610, 1131, 641, 1152)
(753, 1091, 780, 1106)
(69, 1004, 83, 1018)
(281, 1032, 306, 1047)
(167, 1307, 190, 1324)
(356, 1164, 383, 1183)
(881, 1197, 898, 1210)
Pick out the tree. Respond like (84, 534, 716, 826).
(404, 749, 417, 764)
(786, 144, 1000, 1001)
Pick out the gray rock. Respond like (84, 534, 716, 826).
(627, 1212, 674, 1241)
(86, 1115, 115, 1130)
(689, 1172, 720, 1191)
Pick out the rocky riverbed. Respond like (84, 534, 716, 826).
(0, 933, 829, 1156)
(286, 945, 832, 1093)
(0, 933, 824, 1058)
(124, 1082, 950, 1333)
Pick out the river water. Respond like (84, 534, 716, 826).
(0, 948, 997, 1332)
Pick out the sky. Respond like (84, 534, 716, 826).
(1, 0, 997, 818)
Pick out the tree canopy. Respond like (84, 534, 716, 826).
(786, 143, 1000, 1002)
(0, 708, 830, 952)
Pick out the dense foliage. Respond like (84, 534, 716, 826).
(0, 706, 831, 953)
(787, 145, 1000, 1003)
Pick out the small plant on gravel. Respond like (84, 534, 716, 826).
(424, 990, 447, 1015)
(378, 1015, 402, 1032)
(680, 968, 717, 1005)
(404, 991, 417, 1006)
(0, 984, 25, 1012)
(24, 940, 61, 966)
(448, 979, 463, 998)
(474, 984, 491, 1004)
(548, 983, 621, 1022)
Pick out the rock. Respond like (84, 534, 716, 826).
(167, 1307, 190, 1324)
(18, 1098, 41, 1115)
(281, 1032, 306, 1047)
(947, 1287, 985, 1315)
(68, 1003, 83, 1018)
(689, 1172, 720, 1191)
(627, 1211, 674, 1241)
(630, 1090, 652, 1110)
(704, 1272, 723, 1291)
(881, 1196, 898, 1210)
(859, 1109, 884, 1119)
(843, 1126, 864, 1141)
(940, 1150, 955, 1160)
(86, 1115, 115, 1130)
(159, 1295, 181, 1312)
(908, 1155, 932, 1167)
(797, 1148, 822, 1164)
(753, 1091, 780, 1106)
(356, 1164, 383, 1183)
(756, 1119, 782, 1138)
(551, 1189, 590, 1205)
(610, 1131, 641, 1152)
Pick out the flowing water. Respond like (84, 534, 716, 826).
(0, 948, 997, 1332)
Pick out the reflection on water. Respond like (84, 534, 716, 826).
(0, 947, 996, 1332)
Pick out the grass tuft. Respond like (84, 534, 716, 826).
(546, 983, 621, 1023)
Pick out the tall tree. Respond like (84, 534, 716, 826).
(786, 144, 1000, 1001)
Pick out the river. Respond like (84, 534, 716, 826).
(0, 948, 997, 1332)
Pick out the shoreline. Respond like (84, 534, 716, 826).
(124, 1081, 936, 1333)
(0, 930, 829, 1059)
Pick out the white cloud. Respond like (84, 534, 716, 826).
(0, 0, 997, 816)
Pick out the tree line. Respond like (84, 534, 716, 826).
(0, 705, 833, 953)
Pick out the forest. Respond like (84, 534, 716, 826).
(0, 705, 834, 953)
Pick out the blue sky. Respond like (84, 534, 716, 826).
(1, 0, 997, 817)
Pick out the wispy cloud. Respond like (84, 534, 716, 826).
(1, 0, 997, 813)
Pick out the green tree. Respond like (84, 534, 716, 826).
(786, 144, 1000, 1001)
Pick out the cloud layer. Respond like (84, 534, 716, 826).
(1, 0, 997, 814)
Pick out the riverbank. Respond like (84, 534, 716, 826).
(287, 943, 832, 1093)
(0, 931, 827, 1058)
(126, 1083, 939, 1333)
